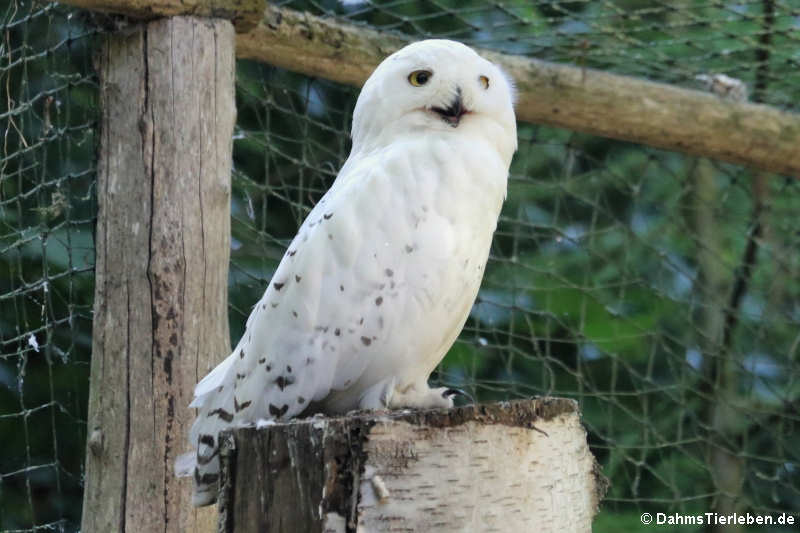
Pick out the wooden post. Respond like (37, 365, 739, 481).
(83, 16, 235, 532)
(218, 398, 607, 532)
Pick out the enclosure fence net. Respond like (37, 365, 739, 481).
(2, 0, 799, 531)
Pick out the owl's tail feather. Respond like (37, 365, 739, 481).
(176, 352, 239, 507)
(174, 451, 195, 477)
(190, 353, 235, 408)
(174, 437, 223, 506)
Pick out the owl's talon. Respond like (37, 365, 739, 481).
(442, 387, 474, 404)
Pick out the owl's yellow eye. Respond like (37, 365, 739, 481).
(408, 70, 432, 87)
(479, 75, 490, 89)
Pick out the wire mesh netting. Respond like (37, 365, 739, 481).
(280, 0, 800, 109)
(1, 2, 97, 530)
(2, 0, 799, 531)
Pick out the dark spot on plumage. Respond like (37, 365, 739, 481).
(298, 396, 306, 404)
(197, 471, 219, 484)
(274, 282, 285, 291)
(236, 373, 246, 380)
(271, 302, 279, 308)
(258, 357, 266, 364)
(195, 470, 219, 484)
(385, 268, 394, 277)
(234, 397, 251, 412)
(269, 403, 289, 418)
(309, 221, 317, 228)
(348, 328, 355, 334)
(315, 326, 329, 332)
(340, 285, 344, 292)
(390, 281, 396, 289)
(334, 328, 341, 336)
(405, 245, 414, 253)
(208, 408, 233, 423)
(288, 250, 296, 257)
(292, 310, 298, 318)
(217, 386, 223, 393)
(295, 275, 302, 282)
(196, 435, 219, 465)
(275, 375, 295, 390)
(286, 365, 292, 373)
(375, 296, 383, 306)
(328, 234, 333, 240)
(239, 349, 245, 359)
(262, 304, 266, 310)
(266, 364, 272, 372)
(306, 357, 314, 365)
(361, 336, 372, 346)
(324, 213, 333, 220)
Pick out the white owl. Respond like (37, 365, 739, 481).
(177, 39, 517, 506)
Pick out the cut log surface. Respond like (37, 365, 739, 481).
(218, 398, 607, 532)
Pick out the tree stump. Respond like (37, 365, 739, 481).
(218, 398, 607, 532)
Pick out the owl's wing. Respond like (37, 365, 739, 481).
(178, 154, 402, 505)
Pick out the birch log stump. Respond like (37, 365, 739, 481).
(83, 17, 234, 533)
(217, 398, 607, 532)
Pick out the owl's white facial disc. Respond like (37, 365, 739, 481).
(351, 39, 517, 161)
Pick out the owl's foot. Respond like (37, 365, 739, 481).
(389, 385, 454, 409)
(387, 380, 467, 410)
(359, 379, 465, 410)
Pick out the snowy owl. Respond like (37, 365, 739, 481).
(177, 39, 517, 506)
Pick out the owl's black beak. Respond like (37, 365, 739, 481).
(432, 88, 466, 127)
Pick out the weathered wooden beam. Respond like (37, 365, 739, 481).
(239, 6, 800, 178)
(218, 398, 607, 532)
(64, 0, 261, 30)
(56, 0, 800, 175)
(82, 16, 234, 533)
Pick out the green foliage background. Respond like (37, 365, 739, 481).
(1, 0, 798, 531)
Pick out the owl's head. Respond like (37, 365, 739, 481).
(351, 39, 517, 162)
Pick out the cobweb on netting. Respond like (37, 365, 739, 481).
(231, 0, 800, 528)
(0, 2, 98, 531)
